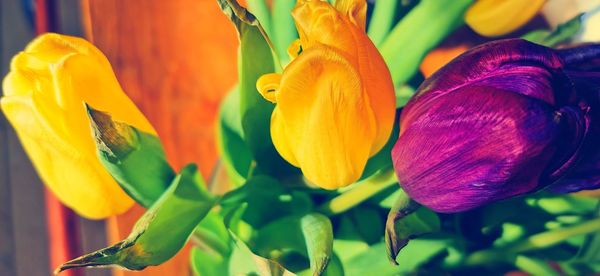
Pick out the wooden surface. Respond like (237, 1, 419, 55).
(81, 0, 240, 275)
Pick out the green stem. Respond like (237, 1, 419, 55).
(367, 0, 398, 47)
(513, 255, 560, 276)
(464, 217, 600, 266)
(271, 0, 298, 65)
(317, 169, 398, 215)
(247, 0, 272, 38)
(380, 0, 473, 86)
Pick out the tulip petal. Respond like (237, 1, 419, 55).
(465, 0, 546, 37)
(393, 86, 560, 213)
(287, 39, 302, 61)
(256, 73, 281, 104)
(273, 46, 376, 189)
(25, 33, 108, 69)
(1, 96, 133, 219)
(333, 0, 367, 30)
(292, 0, 395, 156)
(0, 33, 157, 218)
(51, 53, 156, 135)
(270, 108, 300, 167)
(403, 39, 565, 129)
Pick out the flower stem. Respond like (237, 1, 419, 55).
(464, 217, 600, 266)
(380, 0, 473, 86)
(317, 169, 398, 215)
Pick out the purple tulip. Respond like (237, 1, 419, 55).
(392, 39, 599, 213)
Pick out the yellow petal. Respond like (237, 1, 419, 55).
(0, 33, 156, 219)
(270, 108, 299, 167)
(1, 96, 133, 219)
(292, 1, 355, 52)
(272, 46, 377, 189)
(256, 73, 281, 103)
(25, 33, 108, 68)
(465, 0, 547, 37)
(334, 0, 367, 29)
(292, 0, 395, 155)
(287, 39, 303, 61)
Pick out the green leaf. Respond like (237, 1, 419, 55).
(221, 175, 312, 227)
(395, 85, 415, 108)
(229, 231, 296, 276)
(380, 0, 473, 86)
(464, 217, 600, 267)
(56, 164, 217, 273)
(522, 14, 583, 47)
(191, 247, 230, 276)
(271, 0, 298, 65)
(513, 255, 560, 276)
(333, 217, 370, 262)
(385, 191, 439, 265)
(318, 169, 398, 216)
(344, 241, 448, 275)
(217, 0, 296, 178)
(254, 214, 334, 276)
(345, 207, 384, 245)
(367, 0, 399, 47)
(193, 211, 232, 257)
(297, 253, 344, 276)
(528, 194, 597, 215)
(574, 201, 600, 263)
(217, 87, 253, 186)
(247, 0, 272, 38)
(190, 210, 236, 276)
(86, 104, 174, 208)
(301, 214, 334, 276)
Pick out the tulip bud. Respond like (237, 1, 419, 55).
(1, 33, 156, 219)
(256, 0, 396, 189)
(465, 0, 546, 37)
(392, 39, 599, 213)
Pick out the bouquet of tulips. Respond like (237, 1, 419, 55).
(2, 0, 599, 275)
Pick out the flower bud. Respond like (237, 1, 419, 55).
(465, 0, 546, 37)
(256, 0, 396, 189)
(1, 33, 156, 219)
(392, 39, 599, 213)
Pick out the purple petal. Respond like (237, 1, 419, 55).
(393, 85, 559, 213)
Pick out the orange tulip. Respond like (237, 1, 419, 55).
(256, 0, 395, 189)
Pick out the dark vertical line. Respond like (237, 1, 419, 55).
(0, 0, 17, 274)
(3, 0, 48, 275)
(35, 0, 59, 33)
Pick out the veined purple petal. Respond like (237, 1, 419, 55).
(393, 85, 559, 213)
(393, 39, 600, 213)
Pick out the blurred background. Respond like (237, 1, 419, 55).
(1, 0, 599, 276)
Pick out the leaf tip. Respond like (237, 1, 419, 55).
(84, 103, 139, 160)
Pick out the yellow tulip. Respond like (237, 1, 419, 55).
(256, 0, 396, 189)
(1, 33, 156, 219)
(465, 0, 546, 37)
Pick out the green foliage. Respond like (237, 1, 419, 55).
(86, 105, 174, 207)
(522, 14, 583, 47)
(217, 87, 253, 186)
(271, 0, 298, 65)
(204, 2, 600, 275)
(217, 0, 297, 181)
(367, 0, 398, 47)
(379, 0, 473, 86)
(57, 165, 217, 273)
(69, 1, 600, 276)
